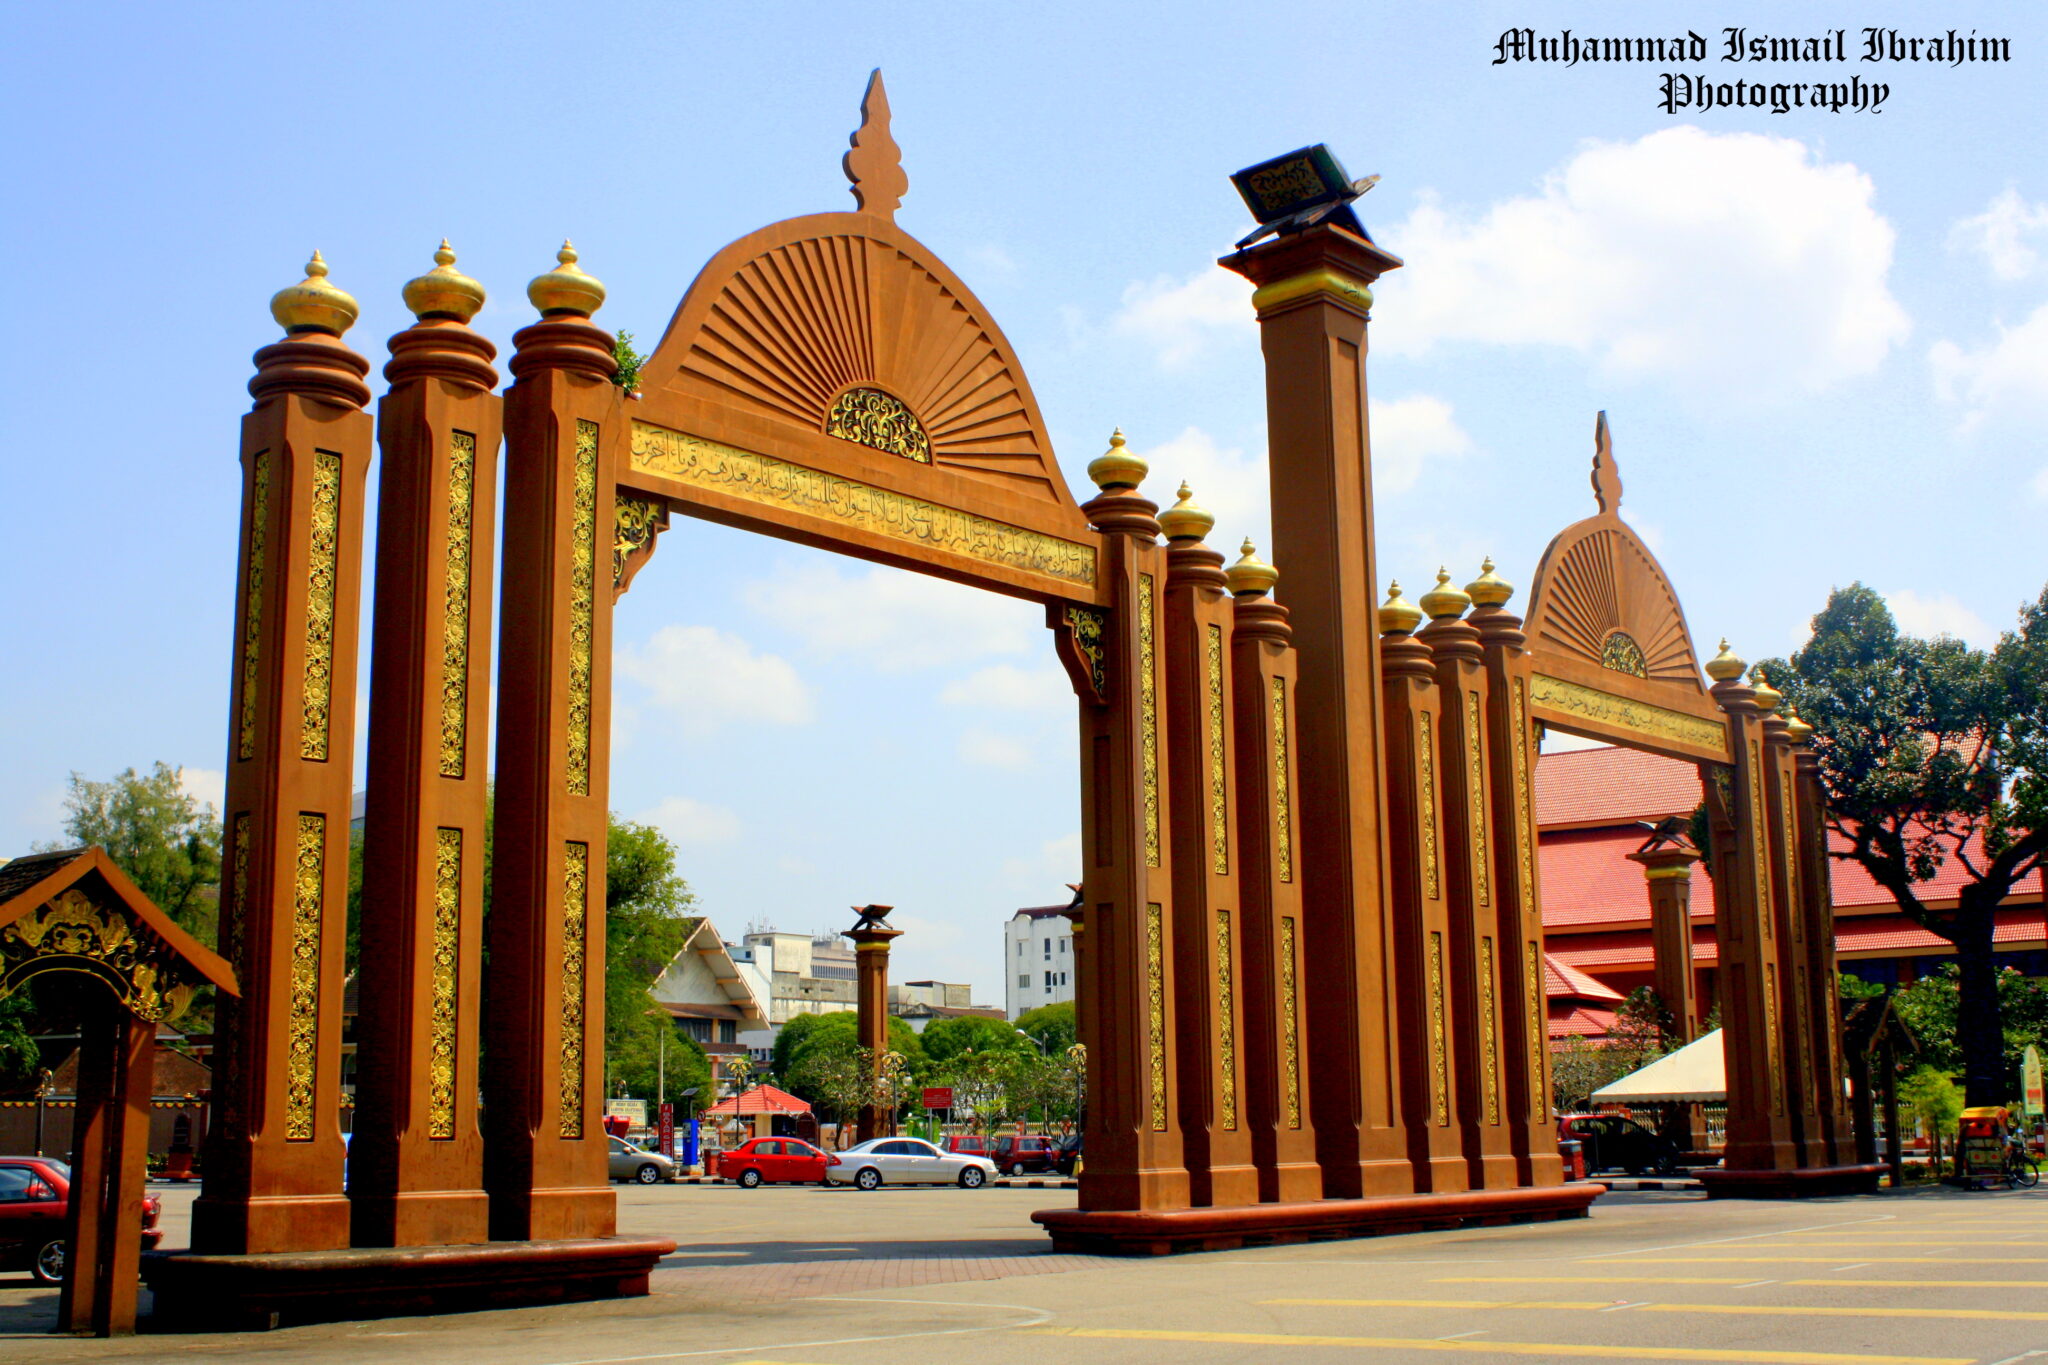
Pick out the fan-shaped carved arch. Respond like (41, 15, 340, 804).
(1525, 522, 1704, 686)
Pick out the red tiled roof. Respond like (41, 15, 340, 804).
(1536, 745, 1703, 828)
(1548, 928, 1716, 972)
(1835, 909, 2046, 956)
(1549, 1003, 1619, 1038)
(1540, 826, 1718, 929)
(1545, 954, 1624, 1003)
(701, 1083, 811, 1117)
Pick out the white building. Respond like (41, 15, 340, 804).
(646, 918, 766, 1061)
(1004, 897, 1076, 1020)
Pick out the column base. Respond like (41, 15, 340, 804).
(142, 1236, 675, 1331)
(190, 1194, 351, 1255)
(1697, 1163, 1885, 1199)
(350, 1189, 491, 1248)
(487, 1186, 617, 1241)
(1079, 1165, 1193, 1213)
(1036, 1183, 1602, 1256)
(1258, 1159, 1326, 1204)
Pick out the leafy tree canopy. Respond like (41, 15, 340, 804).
(43, 763, 222, 945)
(602, 816, 701, 1099)
(1015, 1000, 1077, 1054)
(919, 1014, 1032, 1065)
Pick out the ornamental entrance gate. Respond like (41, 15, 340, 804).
(170, 76, 1858, 1315)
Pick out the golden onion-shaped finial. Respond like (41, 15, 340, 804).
(1158, 481, 1216, 542)
(269, 251, 360, 336)
(1466, 556, 1514, 608)
(1087, 428, 1148, 492)
(1783, 705, 1814, 743)
(1750, 664, 1783, 714)
(1418, 567, 1471, 620)
(402, 238, 486, 323)
(1380, 580, 1424, 636)
(1704, 638, 1746, 683)
(527, 239, 607, 317)
(1225, 538, 1279, 597)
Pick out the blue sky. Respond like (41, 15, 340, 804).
(4, 3, 2044, 1003)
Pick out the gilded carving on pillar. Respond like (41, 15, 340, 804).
(1779, 769, 1802, 940)
(1215, 908, 1237, 1130)
(1764, 961, 1785, 1116)
(1206, 625, 1228, 875)
(1600, 630, 1649, 678)
(613, 493, 668, 597)
(567, 422, 598, 797)
(1059, 605, 1109, 705)
(1480, 935, 1501, 1126)
(427, 828, 462, 1140)
(825, 387, 933, 463)
(1465, 692, 1491, 909)
(560, 841, 590, 1138)
(1280, 915, 1301, 1129)
(1796, 963, 1816, 1116)
(1526, 941, 1547, 1121)
(0, 888, 204, 1025)
(1428, 931, 1449, 1126)
(439, 433, 476, 779)
(1146, 902, 1166, 1132)
(1271, 677, 1293, 884)
(1511, 680, 1536, 897)
(300, 450, 342, 762)
(286, 813, 325, 1140)
(217, 812, 251, 1134)
(1418, 711, 1440, 899)
(1748, 740, 1771, 936)
(237, 451, 271, 762)
(1139, 576, 1160, 867)
(1529, 673, 1729, 754)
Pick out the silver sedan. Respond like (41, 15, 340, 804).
(825, 1137, 997, 1190)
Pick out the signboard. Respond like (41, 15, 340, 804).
(922, 1087, 954, 1110)
(658, 1101, 676, 1158)
(605, 1098, 648, 1130)
(2025, 1045, 2044, 1118)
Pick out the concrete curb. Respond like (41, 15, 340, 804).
(1591, 1176, 1703, 1191)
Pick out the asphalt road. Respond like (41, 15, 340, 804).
(5, 1180, 2047, 1363)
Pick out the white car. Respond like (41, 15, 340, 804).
(825, 1137, 997, 1190)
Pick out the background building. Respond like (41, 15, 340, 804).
(1005, 895, 1077, 1020)
(647, 918, 766, 1061)
(890, 980, 1002, 1032)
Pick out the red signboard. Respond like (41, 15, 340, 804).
(658, 1101, 676, 1158)
(922, 1087, 954, 1110)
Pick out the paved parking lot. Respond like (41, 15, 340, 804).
(4, 1180, 2047, 1363)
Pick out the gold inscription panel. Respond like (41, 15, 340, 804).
(1529, 673, 1729, 754)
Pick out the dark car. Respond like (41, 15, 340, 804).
(1052, 1132, 1082, 1177)
(0, 1156, 163, 1284)
(993, 1134, 1061, 1177)
(1558, 1114, 1679, 1176)
(942, 1134, 997, 1160)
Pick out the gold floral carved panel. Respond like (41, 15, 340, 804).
(825, 387, 932, 463)
(1280, 915, 1301, 1129)
(1206, 624, 1228, 876)
(428, 828, 462, 1139)
(286, 813, 325, 1140)
(1271, 677, 1293, 884)
(1418, 710, 1440, 899)
(1215, 908, 1237, 1131)
(560, 841, 589, 1138)
(1139, 577, 1160, 868)
(1480, 935, 1501, 1126)
(300, 451, 342, 762)
(1146, 902, 1166, 1132)
(1428, 930, 1449, 1126)
(1465, 692, 1491, 910)
(567, 423, 598, 797)
(1529, 673, 1729, 754)
(237, 451, 271, 763)
(439, 433, 476, 779)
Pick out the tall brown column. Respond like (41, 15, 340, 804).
(60, 1009, 154, 1336)
(352, 244, 501, 1247)
(1378, 583, 1467, 1193)
(1788, 708, 1853, 1164)
(1627, 842, 1703, 1043)
(1755, 672, 1823, 1164)
(1070, 435, 1189, 1212)
(846, 909, 902, 1145)
(1418, 572, 1517, 1189)
(1226, 545, 1322, 1204)
(1220, 224, 1411, 1199)
(484, 244, 621, 1241)
(1158, 487, 1257, 1208)
(1703, 642, 1799, 1172)
(195, 255, 372, 1254)
(1468, 560, 1563, 1187)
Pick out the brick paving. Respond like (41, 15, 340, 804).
(652, 1248, 1103, 1303)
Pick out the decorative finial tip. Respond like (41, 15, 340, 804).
(1466, 555, 1515, 608)
(1705, 638, 1747, 683)
(1379, 580, 1425, 636)
(1419, 566, 1473, 620)
(1225, 539, 1279, 597)
(434, 238, 455, 267)
(306, 251, 328, 277)
(1087, 429, 1148, 492)
(1158, 481, 1215, 542)
(404, 237, 486, 324)
(528, 238, 606, 318)
(271, 250, 359, 336)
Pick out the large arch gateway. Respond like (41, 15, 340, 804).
(157, 75, 1875, 1317)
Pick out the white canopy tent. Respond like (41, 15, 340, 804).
(1591, 1029, 1726, 1105)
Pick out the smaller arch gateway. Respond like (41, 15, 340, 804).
(163, 75, 1871, 1323)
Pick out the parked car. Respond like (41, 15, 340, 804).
(722, 1137, 831, 1188)
(606, 1135, 676, 1184)
(993, 1134, 1061, 1177)
(1557, 1114, 1680, 1176)
(0, 1156, 163, 1284)
(1052, 1132, 1082, 1177)
(942, 1134, 997, 1160)
(826, 1137, 997, 1190)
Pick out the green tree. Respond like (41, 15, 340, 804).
(1898, 1064, 1965, 1169)
(1763, 583, 2048, 1105)
(1885, 964, 2048, 1094)
(613, 330, 644, 394)
(602, 816, 701, 1099)
(774, 1010, 922, 1103)
(920, 1014, 1031, 1065)
(1015, 1000, 1077, 1054)
(0, 993, 40, 1088)
(45, 763, 222, 945)
(1547, 988, 1675, 1113)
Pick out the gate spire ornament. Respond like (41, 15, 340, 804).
(844, 69, 907, 221)
(1591, 409, 1622, 515)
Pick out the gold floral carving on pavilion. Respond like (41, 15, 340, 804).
(217, 813, 251, 1134)
(1510, 680, 1537, 896)
(301, 450, 342, 762)
(1057, 605, 1108, 706)
(1428, 931, 1449, 1125)
(1280, 915, 1301, 1129)
(1525, 943, 1546, 1120)
(630, 423, 1096, 590)
(0, 888, 203, 1024)
(286, 813, 325, 1140)
(612, 493, 668, 598)
(1748, 740, 1772, 937)
(1417, 711, 1440, 898)
(1600, 630, 1648, 678)
(1138, 576, 1160, 867)
(1529, 673, 1728, 753)
(1464, 692, 1491, 909)
(560, 841, 589, 1138)
(1779, 768, 1802, 938)
(1214, 908, 1237, 1131)
(439, 432, 476, 779)
(566, 422, 598, 797)
(1271, 677, 1293, 884)
(825, 387, 932, 463)
(1480, 936, 1501, 1125)
(1764, 962, 1785, 1115)
(237, 451, 271, 763)
(427, 828, 461, 1140)
(1145, 902, 1166, 1132)
(1205, 625, 1228, 875)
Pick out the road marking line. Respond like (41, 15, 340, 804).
(1832, 1264, 1871, 1272)
(529, 1299, 1054, 1365)
(1279, 1297, 2048, 1322)
(1787, 1278, 2048, 1288)
(1736, 1281, 1778, 1288)
(1438, 1330, 1489, 1340)
(1584, 1255, 2048, 1264)
(1025, 1327, 1971, 1363)
(1264, 1298, 1614, 1310)
(1436, 1276, 1759, 1286)
(1773, 1239, 2048, 1247)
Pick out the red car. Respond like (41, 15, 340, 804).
(942, 1134, 997, 1159)
(0, 1156, 163, 1284)
(721, 1137, 833, 1188)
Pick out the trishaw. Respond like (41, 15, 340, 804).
(1956, 1106, 2040, 1189)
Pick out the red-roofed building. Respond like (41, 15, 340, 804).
(700, 1082, 811, 1117)
(1537, 745, 2048, 1015)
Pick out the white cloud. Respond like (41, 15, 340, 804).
(1885, 589, 1997, 649)
(636, 795, 742, 847)
(1110, 268, 1254, 369)
(2032, 465, 2048, 503)
(958, 727, 1035, 771)
(939, 663, 1071, 712)
(177, 766, 224, 815)
(743, 561, 1039, 671)
(1373, 126, 1909, 400)
(1000, 832, 1082, 891)
(1949, 186, 2048, 281)
(1539, 732, 1611, 754)
(615, 624, 813, 733)
(1369, 394, 1473, 495)
(1929, 302, 2048, 431)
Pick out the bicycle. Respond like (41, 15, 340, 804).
(2004, 1146, 2040, 1189)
